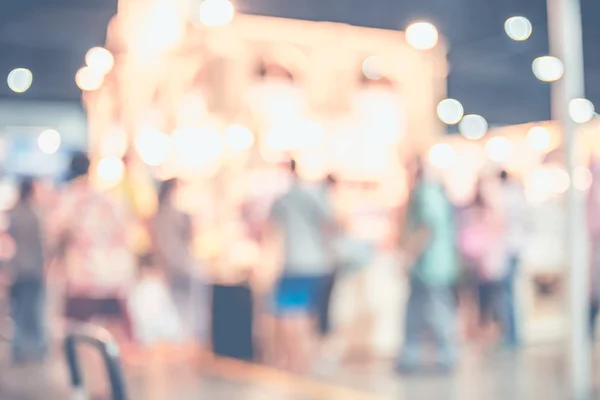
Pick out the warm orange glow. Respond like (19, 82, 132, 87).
(428, 143, 455, 169)
(527, 126, 551, 151)
(265, 119, 324, 151)
(135, 128, 171, 166)
(97, 157, 125, 184)
(354, 89, 404, 144)
(224, 124, 254, 152)
(177, 94, 207, 127)
(131, 0, 184, 55)
(199, 0, 235, 27)
(172, 126, 224, 171)
(485, 136, 512, 163)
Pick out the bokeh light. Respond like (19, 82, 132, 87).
(459, 114, 488, 140)
(437, 98, 464, 125)
(7, 68, 33, 93)
(527, 126, 551, 151)
(224, 124, 254, 152)
(504, 16, 533, 41)
(97, 157, 125, 183)
(551, 167, 571, 194)
(574, 166, 593, 191)
(85, 47, 115, 76)
(135, 128, 171, 166)
(37, 129, 62, 155)
(532, 56, 564, 82)
(428, 143, 455, 169)
(101, 126, 128, 158)
(485, 136, 511, 163)
(362, 56, 386, 80)
(569, 98, 595, 124)
(135, 0, 185, 54)
(405, 22, 439, 50)
(199, 0, 235, 27)
(75, 66, 104, 91)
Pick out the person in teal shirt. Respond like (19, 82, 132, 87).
(397, 158, 459, 373)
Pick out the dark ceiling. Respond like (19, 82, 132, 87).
(0, 0, 598, 127)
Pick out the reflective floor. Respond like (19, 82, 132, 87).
(0, 343, 598, 399)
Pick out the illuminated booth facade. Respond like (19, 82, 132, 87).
(84, 0, 448, 357)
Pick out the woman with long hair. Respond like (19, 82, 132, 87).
(150, 179, 207, 345)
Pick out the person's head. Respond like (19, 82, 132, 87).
(406, 156, 425, 185)
(68, 151, 91, 181)
(326, 173, 337, 187)
(18, 177, 35, 203)
(158, 178, 179, 205)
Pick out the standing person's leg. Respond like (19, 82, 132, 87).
(272, 276, 297, 370)
(168, 275, 193, 342)
(10, 278, 27, 363)
(502, 255, 519, 348)
(591, 298, 599, 341)
(314, 273, 345, 372)
(427, 284, 459, 369)
(273, 276, 316, 373)
(190, 275, 209, 342)
(30, 278, 47, 359)
(478, 281, 496, 341)
(397, 278, 427, 370)
(317, 273, 336, 337)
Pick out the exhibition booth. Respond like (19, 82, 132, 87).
(78, 0, 600, 355)
(80, 1, 448, 357)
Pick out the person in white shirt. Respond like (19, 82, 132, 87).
(266, 160, 337, 372)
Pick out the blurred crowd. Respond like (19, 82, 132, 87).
(1, 148, 595, 376)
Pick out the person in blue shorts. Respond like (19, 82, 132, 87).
(266, 160, 337, 373)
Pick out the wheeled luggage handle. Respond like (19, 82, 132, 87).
(64, 324, 128, 400)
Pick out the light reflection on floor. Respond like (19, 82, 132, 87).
(0, 343, 598, 400)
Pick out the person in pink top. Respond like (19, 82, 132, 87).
(49, 152, 136, 339)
